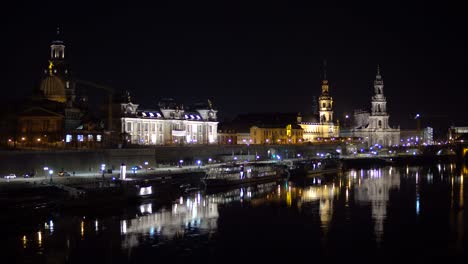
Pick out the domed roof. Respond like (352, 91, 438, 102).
(39, 75, 66, 103)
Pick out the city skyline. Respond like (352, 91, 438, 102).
(4, 1, 466, 136)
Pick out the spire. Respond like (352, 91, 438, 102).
(323, 59, 327, 80)
(376, 64, 382, 79)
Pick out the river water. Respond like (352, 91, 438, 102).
(2, 163, 467, 263)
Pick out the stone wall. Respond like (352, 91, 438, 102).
(0, 143, 342, 175)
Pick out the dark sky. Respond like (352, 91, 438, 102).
(2, 1, 467, 136)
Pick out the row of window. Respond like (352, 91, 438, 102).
(126, 122, 163, 132)
(65, 134, 102, 143)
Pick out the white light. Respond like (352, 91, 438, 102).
(120, 164, 126, 180)
(139, 186, 153, 196)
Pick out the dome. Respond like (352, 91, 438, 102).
(39, 75, 66, 103)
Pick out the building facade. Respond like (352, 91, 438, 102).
(119, 98, 218, 145)
(250, 124, 303, 144)
(351, 66, 400, 147)
(14, 29, 100, 148)
(299, 76, 340, 142)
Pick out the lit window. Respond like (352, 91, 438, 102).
(97, 135, 102, 142)
(77, 135, 84, 142)
(66, 134, 72, 143)
(88, 135, 94, 141)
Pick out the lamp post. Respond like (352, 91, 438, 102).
(101, 164, 106, 179)
(179, 159, 184, 168)
(43, 166, 49, 179)
(48, 169, 53, 183)
(197, 160, 201, 168)
(120, 163, 126, 180)
(144, 161, 148, 173)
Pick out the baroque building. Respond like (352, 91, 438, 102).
(13, 28, 104, 149)
(299, 72, 340, 142)
(217, 113, 303, 145)
(351, 66, 400, 147)
(118, 96, 218, 145)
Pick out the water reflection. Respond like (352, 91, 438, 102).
(354, 168, 400, 243)
(121, 183, 278, 249)
(9, 164, 468, 261)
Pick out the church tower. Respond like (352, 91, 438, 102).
(368, 65, 390, 129)
(318, 62, 334, 123)
(39, 27, 75, 104)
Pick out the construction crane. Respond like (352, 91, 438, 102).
(74, 79, 114, 131)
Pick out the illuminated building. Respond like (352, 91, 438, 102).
(119, 96, 218, 145)
(400, 127, 434, 146)
(14, 28, 99, 148)
(351, 66, 400, 147)
(448, 126, 468, 142)
(218, 113, 303, 144)
(250, 123, 303, 144)
(299, 72, 340, 141)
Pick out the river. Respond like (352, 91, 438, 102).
(1, 163, 467, 263)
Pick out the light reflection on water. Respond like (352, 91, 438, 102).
(7, 163, 468, 261)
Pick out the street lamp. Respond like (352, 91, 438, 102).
(48, 169, 53, 183)
(144, 161, 148, 173)
(120, 163, 126, 180)
(43, 167, 49, 179)
(179, 159, 184, 168)
(197, 160, 201, 168)
(100, 164, 106, 179)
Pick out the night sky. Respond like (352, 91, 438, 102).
(3, 1, 467, 137)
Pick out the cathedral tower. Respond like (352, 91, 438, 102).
(368, 65, 390, 129)
(318, 62, 334, 123)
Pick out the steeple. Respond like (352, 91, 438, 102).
(50, 27, 65, 60)
(323, 59, 327, 81)
(318, 60, 333, 123)
(39, 27, 73, 104)
(373, 65, 384, 95)
(369, 64, 389, 128)
(321, 59, 329, 94)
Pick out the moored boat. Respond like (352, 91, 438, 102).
(202, 162, 287, 189)
(289, 158, 342, 178)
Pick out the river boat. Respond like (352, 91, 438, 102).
(289, 158, 342, 178)
(202, 162, 287, 189)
